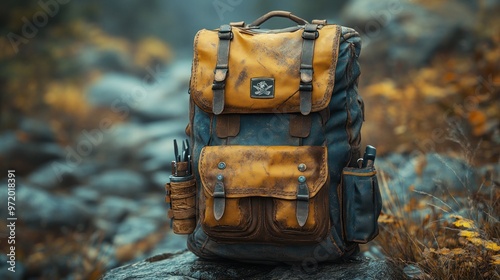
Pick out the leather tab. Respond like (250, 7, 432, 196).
(213, 175, 226, 221)
(230, 21, 245, 27)
(213, 88, 225, 115)
(296, 179, 310, 227)
(300, 90, 312, 115)
(216, 114, 241, 138)
(312, 19, 327, 25)
(289, 114, 311, 138)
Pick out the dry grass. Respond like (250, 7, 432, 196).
(375, 153, 500, 279)
(0, 226, 110, 279)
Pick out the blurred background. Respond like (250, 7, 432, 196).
(0, 0, 498, 279)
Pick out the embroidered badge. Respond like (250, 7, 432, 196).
(251, 78, 274, 99)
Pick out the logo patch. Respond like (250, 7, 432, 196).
(251, 78, 274, 99)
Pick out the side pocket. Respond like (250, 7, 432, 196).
(341, 167, 381, 243)
(166, 175, 197, 234)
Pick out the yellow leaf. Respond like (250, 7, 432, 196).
(492, 255, 500, 265)
(365, 80, 398, 99)
(467, 237, 484, 246)
(451, 215, 476, 229)
(451, 248, 466, 255)
(378, 213, 398, 224)
(468, 110, 487, 136)
(435, 248, 466, 256)
(459, 230, 480, 238)
(484, 240, 500, 252)
(465, 237, 500, 251)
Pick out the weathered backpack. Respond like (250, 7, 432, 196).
(165, 11, 382, 265)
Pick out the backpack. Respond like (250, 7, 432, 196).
(165, 10, 382, 264)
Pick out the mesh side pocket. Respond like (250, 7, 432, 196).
(166, 176, 196, 234)
(341, 167, 381, 243)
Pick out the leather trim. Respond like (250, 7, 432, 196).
(216, 114, 240, 138)
(289, 114, 311, 138)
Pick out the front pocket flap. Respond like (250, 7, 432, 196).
(190, 25, 341, 114)
(199, 146, 327, 199)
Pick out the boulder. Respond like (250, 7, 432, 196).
(103, 250, 407, 280)
(88, 169, 147, 197)
(340, 0, 472, 68)
(13, 184, 91, 229)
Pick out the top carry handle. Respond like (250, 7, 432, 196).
(248, 10, 309, 27)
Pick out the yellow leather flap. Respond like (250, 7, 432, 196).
(199, 146, 328, 199)
(191, 25, 341, 114)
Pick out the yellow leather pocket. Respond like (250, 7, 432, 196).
(199, 145, 330, 244)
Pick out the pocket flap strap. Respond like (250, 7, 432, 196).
(213, 174, 226, 221)
(296, 176, 309, 227)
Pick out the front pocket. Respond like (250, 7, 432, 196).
(341, 167, 382, 243)
(199, 145, 330, 244)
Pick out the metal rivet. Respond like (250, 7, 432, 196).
(298, 176, 306, 183)
(298, 163, 307, 172)
(218, 162, 226, 169)
(217, 174, 224, 181)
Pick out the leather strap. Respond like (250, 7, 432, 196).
(299, 23, 318, 115)
(289, 114, 311, 138)
(296, 178, 310, 227)
(212, 25, 232, 115)
(216, 114, 241, 138)
(213, 174, 226, 221)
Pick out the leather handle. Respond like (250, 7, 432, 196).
(248, 10, 308, 27)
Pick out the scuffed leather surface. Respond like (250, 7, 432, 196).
(199, 146, 327, 199)
(190, 25, 341, 114)
(198, 145, 330, 244)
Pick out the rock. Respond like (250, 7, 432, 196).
(47, 160, 103, 187)
(135, 196, 168, 221)
(0, 254, 25, 280)
(113, 216, 166, 262)
(151, 171, 171, 189)
(86, 68, 190, 123)
(71, 186, 101, 205)
(145, 231, 188, 259)
(0, 131, 65, 172)
(103, 121, 185, 151)
(376, 153, 480, 222)
(138, 137, 178, 173)
(19, 117, 56, 142)
(399, 153, 478, 195)
(93, 121, 186, 169)
(94, 197, 139, 239)
(403, 264, 429, 279)
(340, 0, 469, 68)
(96, 197, 139, 222)
(86, 73, 143, 108)
(77, 47, 134, 73)
(102, 250, 407, 280)
(88, 169, 147, 197)
(15, 184, 90, 229)
(26, 162, 72, 190)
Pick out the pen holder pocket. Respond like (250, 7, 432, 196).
(166, 175, 197, 234)
(341, 167, 382, 243)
